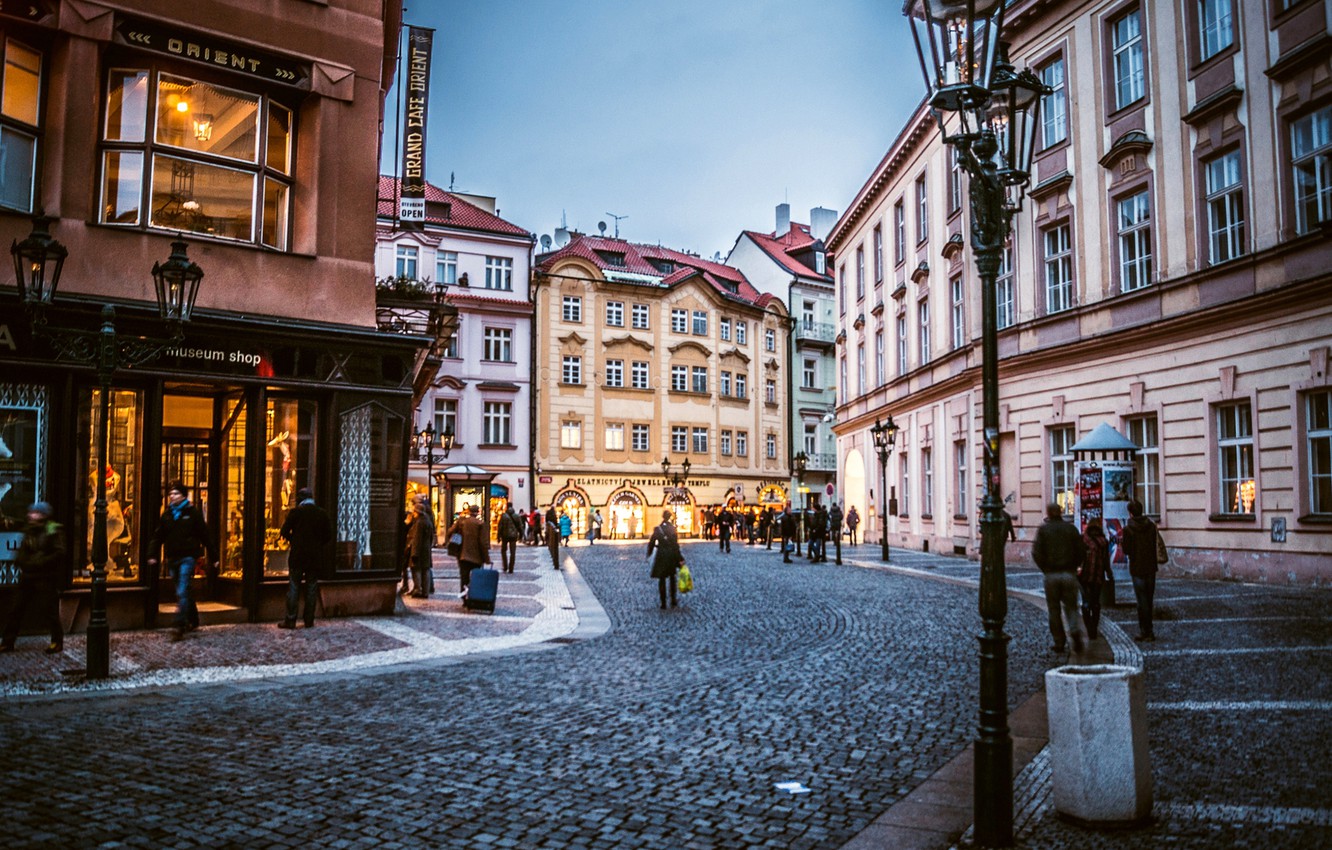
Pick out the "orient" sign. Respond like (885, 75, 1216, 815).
(115, 16, 310, 89)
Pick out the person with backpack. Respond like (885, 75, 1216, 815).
(0, 501, 66, 654)
(1119, 500, 1161, 642)
(498, 504, 521, 573)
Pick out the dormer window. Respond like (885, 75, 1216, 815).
(596, 250, 627, 267)
(649, 258, 675, 274)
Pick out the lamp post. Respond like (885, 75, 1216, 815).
(415, 421, 454, 519)
(904, 2, 1048, 845)
(12, 216, 204, 680)
(792, 450, 808, 556)
(870, 415, 899, 563)
(661, 456, 691, 529)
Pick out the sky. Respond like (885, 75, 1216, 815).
(381, 0, 924, 261)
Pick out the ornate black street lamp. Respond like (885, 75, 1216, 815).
(905, 2, 1047, 845)
(415, 421, 454, 518)
(661, 456, 691, 531)
(792, 450, 808, 555)
(12, 216, 204, 680)
(870, 415, 899, 563)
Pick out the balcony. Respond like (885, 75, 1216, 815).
(375, 276, 458, 407)
(794, 319, 836, 348)
(806, 451, 836, 471)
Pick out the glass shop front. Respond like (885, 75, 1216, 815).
(0, 306, 421, 629)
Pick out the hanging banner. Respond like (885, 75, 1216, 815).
(1076, 460, 1135, 567)
(398, 26, 435, 230)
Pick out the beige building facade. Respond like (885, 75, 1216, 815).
(534, 235, 791, 538)
(828, 0, 1332, 584)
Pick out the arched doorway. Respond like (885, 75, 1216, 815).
(842, 447, 868, 535)
(663, 488, 695, 536)
(606, 487, 647, 540)
(552, 486, 589, 539)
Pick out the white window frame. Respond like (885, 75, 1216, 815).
(560, 420, 582, 449)
(691, 366, 708, 394)
(604, 422, 625, 451)
(670, 365, 687, 392)
(954, 440, 968, 518)
(1292, 105, 1332, 235)
(1044, 224, 1073, 314)
(1117, 190, 1153, 292)
(395, 244, 418, 279)
(605, 300, 624, 327)
(435, 251, 457, 285)
(1217, 401, 1255, 515)
(918, 298, 930, 364)
(605, 358, 624, 388)
(691, 427, 708, 454)
(631, 360, 649, 390)
(671, 309, 688, 333)
(561, 355, 582, 385)
(1112, 8, 1145, 111)
(1050, 425, 1076, 517)
(1205, 150, 1245, 264)
(692, 310, 708, 336)
(720, 430, 732, 456)
(766, 433, 777, 459)
(1126, 414, 1161, 517)
(996, 246, 1015, 329)
(736, 321, 747, 345)
(632, 423, 650, 452)
(1041, 57, 1066, 149)
(483, 401, 511, 445)
(631, 303, 650, 329)
(1198, 0, 1233, 62)
(737, 431, 748, 457)
(672, 426, 688, 454)
(484, 255, 512, 290)
(950, 276, 965, 350)
(720, 318, 731, 341)
(562, 296, 582, 322)
(1306, 391, 1332, 515)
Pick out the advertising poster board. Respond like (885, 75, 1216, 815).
(1077, 460, 1135, 567)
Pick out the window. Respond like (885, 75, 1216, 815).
(896, 314, 908, 374)
(804, 424, 818, 456)
(562, 356, 582, 385)
(433, 397, 457, 439)
(0, 39, 42, 212)
(1050, 425, 1076, 517)
(873, 225, 884, 283)
(1044, 224, 1074, 314)
(875, 330, 885, 386)
(1292, 105, 1332, 235)
(562, 296, 582, 322)
(894, 199, 906, 264)
(737, 431, 748, 457)
(605, 358, 624, 387)
(857, 344, 866, 396)
(766, 433, 777, 459)
(918, 298, 930, 364)
(802, 300, 816, 328)
(735, 374, 747, 399)
(720, 318, 731, 341)
(1198, 0, 1233, 62)
(631, 360, 649, 389)
(483, 327, 513, 362)
(632, 303, 650, 329)
(721, 430, 732, 456)
(1217, 401, 1255, 514)
(1205, 150, 1245, 263)
(996, 246, 1015, 329)
(483, 402, 511, 445)
(765, 328, 776, 351)
(736, 321, 747, 345)
(899, 454, 910, 516)
(671, 365, 687, 392)
(691, 366, 708, 394)
(840, 357, 849, 407)
(916, 175, 929, 244)
(484, 256, 513, 290)
(606, 301, 624, 327)
(1040, 57, 1066, 149)
(604, 423, 625, 451)
(954, 440, 968, 518)
(1126, 415, 1161, 517)
(672, 426, 688, 453)
(692, 311, 708, 336)
(1307, 391, 1332, 515)
(720, 371, 732, 396)
(950, 276, 965, 350)
(838, 265, 847, 314)
(561, 420, 582, 449)
(1111, 9, 1146, 111)
(856, 246, 866, 299)
(396, 245, 418, 279)
(765, 379, 777, 404)
(948, 146, 963, 213)
(435, 251, 457, 285)
(803, 358, 816, 389)
(632, 424, 650, 452)
(100, 69, 294, 248)
(671, 309, 688, 333)
(691, 427, 708, 454)
(1117, 190, 1152, 291)
(441, 333, 458, 359)
(922, 448, 934, 517)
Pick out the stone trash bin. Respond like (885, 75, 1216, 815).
(1045, 664, 1153, 826)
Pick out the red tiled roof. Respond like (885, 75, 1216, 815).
(740, 223, 831, 281)
(536, 235, 764, 305)
(377, 175, 531, 238)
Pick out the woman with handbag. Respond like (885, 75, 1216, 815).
(646, 510, 683, 609)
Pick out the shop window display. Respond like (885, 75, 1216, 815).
(81, 388, 142, 583)
(220, 394, 246, 580)
(264, 398, 316, 577)
(0, 384, 48, 586)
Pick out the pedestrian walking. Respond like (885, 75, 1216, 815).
(779, 506, 798, 563)
(717, 507, 733, 553)
(646, 509, 683, 609)
(147, 481, 214, 642)
(278, 487, 332, 629)
(846, 505, 860, 545)
(529, 508, 543, 546)
(1031, 502, 1088, 654)
(498, 503, 521, 573)
(447, 503, 491, 597)
(1120, 500, 1161, 642)
(0, 501, 65, 654)
(759, 507, 773, 549)
(1002, 509, 1018, 542)
(809, 504, 829, 562)
(829, 501, 844, 565)
(405, 496, 434, 598)
(546, 505, 560, 569)
(588, 508, 603, 545)
(558, 510, 572, 545)
(1078, 518, 1111, 640)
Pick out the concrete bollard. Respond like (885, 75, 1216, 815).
(1045, 664, 1152, 826)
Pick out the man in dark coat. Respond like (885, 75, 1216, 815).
(545, 504, 560, 569)
(278, 487, 333, 629)
(829, 502, 844, 565)
(147, 482, 215, 642)
(1119, 500, 1160, 642)
(646, 510, 683, 609)
(1032, 502, 1087, 654)
(497, 504, 521, 573)
(779, 506, 798, 563)
(448, 504, 491, 597)
(0, 501, 66, 653)
(717, 507, 733, 553)
(809, 504, 829, 563)
(405, 497, 435, 598)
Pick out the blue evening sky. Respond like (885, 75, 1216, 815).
(381, 0, 922, 259)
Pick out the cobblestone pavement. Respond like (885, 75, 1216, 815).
(0, 539, 1051, 850)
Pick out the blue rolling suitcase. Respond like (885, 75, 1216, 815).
(464, 567, 498, 613)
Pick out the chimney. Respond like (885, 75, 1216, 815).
(775, 203, 791, 236)
(809, 207, 839, 242)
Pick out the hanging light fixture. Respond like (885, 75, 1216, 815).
(151, 239, 205, 325)
(192, 112, 214, 142)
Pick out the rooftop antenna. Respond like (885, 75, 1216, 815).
(605, 212, 628, 238)
(449, 171, 455, 191)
